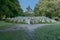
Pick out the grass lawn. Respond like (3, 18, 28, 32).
(0, 30, 26, 40)
(0, 21, 27, 40)
(0, 21, 14, 30)
(34, 24, 60, 40)
(0, 21, 60, 40)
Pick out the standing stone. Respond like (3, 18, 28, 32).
(26, 19, 30, 24)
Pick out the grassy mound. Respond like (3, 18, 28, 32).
(34, 24, 60, 40)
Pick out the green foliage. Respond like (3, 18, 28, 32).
(26, 6, 32, 14)
(0, 0, 23, 19)
(34, 0, 60, 18)
(23, 6, 34, 16)
(34, 24, 60, 40)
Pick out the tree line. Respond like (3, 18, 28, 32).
(34, 0, 60, 19)
(0, 0, 60, 20)
(0, 0, 23, 20)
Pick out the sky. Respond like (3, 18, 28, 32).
(18, 0, 38, 11)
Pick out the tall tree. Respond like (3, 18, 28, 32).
(0, 0, 23, 19)
(23, 6, 34, 16)
(34, 0, 60, 18)
(26, 6, 33, 14)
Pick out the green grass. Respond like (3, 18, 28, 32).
(34, 24, 60, 40)
(0, 30, 26, 40)
(33, 22, 55, 24)
(0, 21, 14, 30)
(0, 21, 60, 40)
(0, 21, 27, 40)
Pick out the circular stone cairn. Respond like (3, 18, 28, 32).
(6, 16, 56, 24)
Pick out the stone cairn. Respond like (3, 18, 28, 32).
(6, 16, 56, 24)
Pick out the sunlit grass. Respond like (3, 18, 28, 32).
(34, 24, 60, 40)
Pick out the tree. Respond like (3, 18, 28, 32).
(34, 0, 60, 18)
(24, 6, 34, 16)
(0, 0, 23, 20)
(26, 6, 33, 14)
